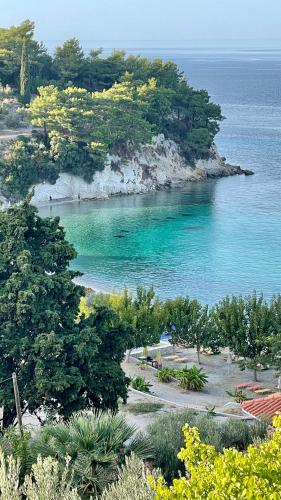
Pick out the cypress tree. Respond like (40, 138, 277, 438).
(19, 38, 31, 104)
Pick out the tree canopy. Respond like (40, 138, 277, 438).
(0, 198, 130, 427)
(81, 286, 165, 351)
(0, 20, 53, 93)
(212, 294, 274, 380)
(0, 20, 223, 199)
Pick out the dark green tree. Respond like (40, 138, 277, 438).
(0, 135, 58, 199)
(53, 38, 85, 87)
(0, 20, 53, 93)
(0, 199, 129, 427)
(19, 38, 31, 104)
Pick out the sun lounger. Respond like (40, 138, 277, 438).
(235, 383, 251, 389)
(254, 388, 274, 395)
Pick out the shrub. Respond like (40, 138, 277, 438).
(0, 136, 59, 198)
(147, 410, 267, 483)
(218, 418, 267, 451)
(4, 112, 22, 129)
(149, 416, 281, 499)
(131, 376, 152, 393)
(146, 410, 198, 482)
(137, 360, 147, 370)
(28, 411, 153, 497)
(0, 450, 80, 499)
(155, 368, 174, 383)
(226, 389, 249, 403)
(174, 365, 208, 391)
(126, 402, 164, 414)
(101, 454, 159, 500)
(0, 428, 31, 481)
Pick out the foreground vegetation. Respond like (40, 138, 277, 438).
(150, 416, 281, 499)
(146, 410, 267, 483)
(0, 413, 278, 499)
(0, 20, 222, 199)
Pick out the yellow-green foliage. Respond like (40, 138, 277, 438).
(150, 416, 281, 499)
(80, 287, 164, 349)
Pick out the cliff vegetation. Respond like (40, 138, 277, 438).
(0, 20, 222, 199)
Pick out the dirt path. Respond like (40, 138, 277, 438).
(0, 128, 31, 144)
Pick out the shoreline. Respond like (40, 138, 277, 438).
(0, 134, 253, 210)
(34, 165, 253, 210)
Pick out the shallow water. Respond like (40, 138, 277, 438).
(39, 48, 281, 303)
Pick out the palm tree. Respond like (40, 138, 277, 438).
(29, 411, 154, 497)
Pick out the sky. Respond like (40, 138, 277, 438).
(1, 0, 281, 49)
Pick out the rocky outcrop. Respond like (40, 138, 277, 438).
(0, 135, 252, 208)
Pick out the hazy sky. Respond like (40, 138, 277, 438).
(1, 0, 281, 48)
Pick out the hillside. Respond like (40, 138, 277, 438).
(0, 21, 251, 207)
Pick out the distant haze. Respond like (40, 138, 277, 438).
(2, 0, 281, 49)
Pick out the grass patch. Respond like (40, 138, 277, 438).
(126, 402, 164, 415)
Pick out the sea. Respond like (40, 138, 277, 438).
(39, 47, 281, 304)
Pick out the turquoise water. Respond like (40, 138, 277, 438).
(39, 49, 281, 303)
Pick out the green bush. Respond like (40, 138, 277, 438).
(218, 418, 267, 451)
(29, 411, 154, 497)
(226, 389, 249, 403)
(174, 365, 208, 391)
(147, 410, 267, 483)
(101, 454, 159, 500)
(126, 402, 163, 414)
(4, 112, 22, 129)
(0, 135, 59, 198)
(131, 376, 152, 393)
(147, 410, 198, 482)
(155, 367, 174, 383)
(0, 428, 31, 481)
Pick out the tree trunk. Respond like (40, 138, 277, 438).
(125, 349, 132, 363)
(196, 346, 201, 365)
(43, 122, 48, 145)
(253, 368, 258, 382)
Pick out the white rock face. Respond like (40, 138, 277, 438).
(0, 135, 243, 209)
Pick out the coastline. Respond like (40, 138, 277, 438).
(30, 135, 252, 208)
(0, 135, 253, 210)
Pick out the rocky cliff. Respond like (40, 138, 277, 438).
(0, 135, 251, 209)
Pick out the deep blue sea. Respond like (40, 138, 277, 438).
(40, 48, 281, 303)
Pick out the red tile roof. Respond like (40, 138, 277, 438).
(241, 393, 281, 420)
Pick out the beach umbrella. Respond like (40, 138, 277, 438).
(143, 346, 149, 358)
(156, 349, 162, 364)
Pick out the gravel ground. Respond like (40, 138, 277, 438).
(121, 347, 278, 429)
